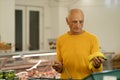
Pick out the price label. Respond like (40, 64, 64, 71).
(103, 76, 117, 80)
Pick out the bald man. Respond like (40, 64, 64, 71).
(52, 9, 105, 79)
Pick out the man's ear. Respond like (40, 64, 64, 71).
(66, 17, 69, 25)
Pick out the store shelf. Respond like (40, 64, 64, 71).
(0, 50, 56, 57)
(0, 50, 58, 79)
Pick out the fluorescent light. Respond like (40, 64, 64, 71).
(12, 55, 22, 58)
(12, 52, 56, 58)
(23, 52, 56, 58)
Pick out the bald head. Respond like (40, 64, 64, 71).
(66, 9, 84, 35)
(67, 9, 84, 21)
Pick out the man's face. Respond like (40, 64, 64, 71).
(66, 12, 84, 34)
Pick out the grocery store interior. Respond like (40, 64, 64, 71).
(0, 0, 120, 80)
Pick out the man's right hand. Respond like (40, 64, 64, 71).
(92, 56, 106, 68)
(52, 61, 63, 73)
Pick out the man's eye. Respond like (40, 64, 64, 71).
(79, 21, 83, 24)
(72, 21, 83, 24)
(72, 21, 77, 24)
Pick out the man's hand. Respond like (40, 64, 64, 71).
(52, 61, 63, 73)
(92, 57, 106, 68)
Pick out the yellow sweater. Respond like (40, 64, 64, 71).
(56, 31, 103, 79)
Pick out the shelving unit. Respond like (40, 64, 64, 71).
(0, 50, 56, 74)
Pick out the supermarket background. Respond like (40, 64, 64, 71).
(0, 0, 120, 80)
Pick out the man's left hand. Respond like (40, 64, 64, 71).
(92, 57, 106, 68)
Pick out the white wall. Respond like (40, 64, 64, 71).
(1, 0, 120, 53)
(15, 0, 61, 50)
(0, 0, 15, 50)
(84, 7, 120, 53)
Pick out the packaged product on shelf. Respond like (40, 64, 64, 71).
(0, 70, 3, 79)
(111, 53, 120, 69)
(3, 70, 16, 80)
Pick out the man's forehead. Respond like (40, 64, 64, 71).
(68, 12, 84, 20)
(67, 9, 84, 19)
(70, 15, 84, 21)
(69, 9, 83, 14)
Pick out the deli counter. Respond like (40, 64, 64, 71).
(0, 51, 120, 80)
(0, 50, 60, 80)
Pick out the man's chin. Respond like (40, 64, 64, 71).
(74, 30, 81, 33)
(73, 30, 83, 34)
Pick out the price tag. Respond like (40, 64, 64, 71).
(103, 76, 117, 80)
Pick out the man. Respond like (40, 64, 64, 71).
(52, 8, 105, 79)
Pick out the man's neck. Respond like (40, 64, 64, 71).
(68, 30, 84, 35)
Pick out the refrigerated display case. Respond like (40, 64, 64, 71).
(0, 50, 60, 80)
(83, 69, 120, 80)
(102, 52, 115, 70)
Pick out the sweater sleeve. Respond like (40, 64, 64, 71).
(91, 36, 100, 54)
(56, 38, 63, 63)
(90, 36, 103, 72)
